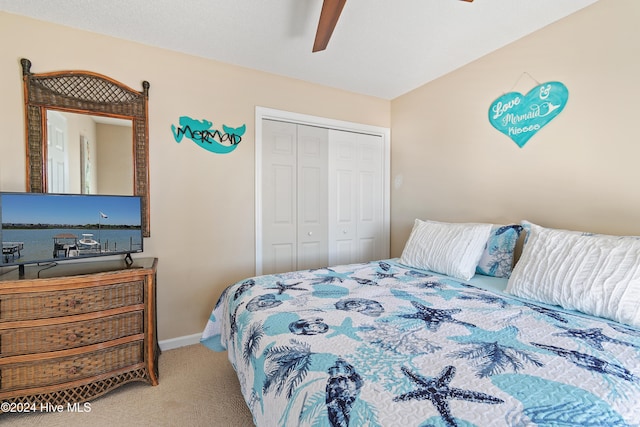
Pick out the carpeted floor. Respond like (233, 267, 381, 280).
(3, 344, 255, 426)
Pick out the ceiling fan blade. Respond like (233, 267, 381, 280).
(312, 0, 347, 52)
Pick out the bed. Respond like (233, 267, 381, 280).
(201, 220, 640, 426)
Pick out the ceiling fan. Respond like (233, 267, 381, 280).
(312, 0, 474, 53)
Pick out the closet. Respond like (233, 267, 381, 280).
(259, 118, 388, 275)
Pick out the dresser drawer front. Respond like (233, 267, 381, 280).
(0, 281, 144, 321)
(0, 341, 144, 392)
(0, 311, 144, 357)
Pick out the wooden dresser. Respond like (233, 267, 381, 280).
(0, 257, 158, 411)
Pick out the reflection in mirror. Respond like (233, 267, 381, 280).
(21, 58, 150, 236)
(46, 111, 133, 195)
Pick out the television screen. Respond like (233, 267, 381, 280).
(0, 192, 143, 268)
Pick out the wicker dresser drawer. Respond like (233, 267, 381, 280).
(0, 311, 144, 357)
(0, 280, 144, 322)
(0, 258, 158, 408)
(0, 340, 144, 392)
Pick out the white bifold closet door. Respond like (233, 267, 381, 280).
(261, 119, 385, 275)
(327, 128, 385, 266)
(261, 120, 329, 274)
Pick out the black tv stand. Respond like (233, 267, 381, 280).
(124, 253, 134, 267)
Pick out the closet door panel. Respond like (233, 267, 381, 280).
(329, 130, 385, 265)
(297, 125, 328, 270)
(355, 133, 384, 263)
(358, 238, 376, 263)
(262, 120, 298, 274)
(329, 130, 357, 264)
(272, 243, 296, 273)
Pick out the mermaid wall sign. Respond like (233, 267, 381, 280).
(171, 116, 246, 154)
(488, 81, 569, 148)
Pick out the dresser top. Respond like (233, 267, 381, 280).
(0, 257, 157, 282)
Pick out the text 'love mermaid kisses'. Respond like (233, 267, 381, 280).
(488, 82, 569, 148)
(492, 85, 559, 136)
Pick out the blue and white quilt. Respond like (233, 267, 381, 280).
(201, 260, 640, 427)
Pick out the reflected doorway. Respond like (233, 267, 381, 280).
(46, 111, 69, 193)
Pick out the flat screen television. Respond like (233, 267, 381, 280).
(0, 192, 143, 275)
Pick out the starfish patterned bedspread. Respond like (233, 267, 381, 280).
(201, 260, 640, 427)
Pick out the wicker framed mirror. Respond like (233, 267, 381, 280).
(21, 58, 151, 237)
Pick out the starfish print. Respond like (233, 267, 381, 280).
(400, 301, 475, 331)
(412, 279, 444, 290)
(393, 365, 504, 427)
(326, 317, 372, 341)
(554, 327, 639, 351)
(266, 281, 307, 295)
(311, 268, 354, 285)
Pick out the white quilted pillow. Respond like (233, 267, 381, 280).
(400, 219, 493, 281)
(506, 221, 640, 327)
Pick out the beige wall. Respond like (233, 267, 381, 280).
(390, 0, 640, 256)
(96, 123, 133, 195)
(0, 12, 390, 341)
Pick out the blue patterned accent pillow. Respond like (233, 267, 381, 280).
(476, 224, 524, 278)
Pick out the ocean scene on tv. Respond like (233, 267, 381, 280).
(1, 193, 143, 266)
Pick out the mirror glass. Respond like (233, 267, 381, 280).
(47, 110, 133, 195)
(21, 58, 150, 236)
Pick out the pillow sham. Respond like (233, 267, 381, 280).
(476, 224, 524, 278)
(399, 219, 493, 281)
(506, 221, 640, 328)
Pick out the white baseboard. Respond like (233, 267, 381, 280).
(158, 333, 202, 351)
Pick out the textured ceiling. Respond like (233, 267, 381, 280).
(0, 0, 599, 99)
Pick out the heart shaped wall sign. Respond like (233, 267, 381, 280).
(488, 82, 569, 148)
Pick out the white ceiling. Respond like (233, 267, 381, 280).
(1, 0, 599, 99)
